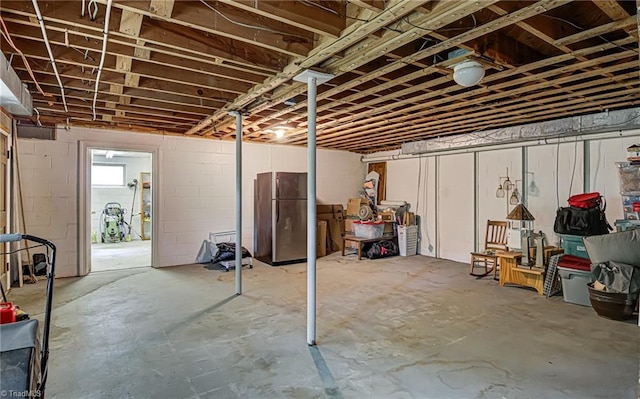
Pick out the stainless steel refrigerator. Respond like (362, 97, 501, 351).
(254, 172, 307, 265)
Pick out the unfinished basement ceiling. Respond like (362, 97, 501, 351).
(1, 0, 638, 153)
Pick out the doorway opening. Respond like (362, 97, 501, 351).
(89, 149, 152, 272)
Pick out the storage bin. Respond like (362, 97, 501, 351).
(621, 194, 640, 210)
(398, 225, 418, 256)
(558, 234, 589, 259)
(616, 162, 640, 194)
(624, 210, 640, 220)
(614, 219, 640, 232)
(558, 266, 594, 307)
(353, 221, 384, 239)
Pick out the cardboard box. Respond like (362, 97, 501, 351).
(347, 198, 368, 215)
(379, 211, 395, 222)
(383, 221, 395, 236)
(317, 220, 327, 257)
(317, 204, 345, 253)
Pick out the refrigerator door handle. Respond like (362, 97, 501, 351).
(275, 175, 280, 200)
(276, 200, 280, 223)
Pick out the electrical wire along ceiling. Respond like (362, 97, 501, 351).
(0, 0, 638, 153)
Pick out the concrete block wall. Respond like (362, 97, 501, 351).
(18, 127, 365, 277)
(380, 130, 640, 263)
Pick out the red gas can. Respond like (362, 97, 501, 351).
(0, 302, 16, 324)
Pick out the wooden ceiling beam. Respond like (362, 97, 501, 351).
(284, 50, 637, 144)
(217, 0, 497, 137)
(28, 76, 219, 114)
(139, 18, 287, 72)
(591, 0, 633, 21)
(320, 75, 639, 148)
(32, 97, 198, 125)
(338, 93, 639, 151)
(554, 14, 637, 46)
(218, 0, 345, 38)
(259, 0, 570, 136)
(14, 64, 227, 111)
(3, 34, 253, 95)
(189, 0, 435, 135)
(488, 4, 635, 92)
(102, 0, 313, 57)
(347, 0, 384, 12)
(0, 4, 285, 72)
(275, 0, 575, 142)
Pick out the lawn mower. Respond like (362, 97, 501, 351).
(99, 202, 128, 243)
(0, 233, 56, 399)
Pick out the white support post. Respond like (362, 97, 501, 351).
(307, 76, 318, 345)
(293, 69, 334, 346)
(232, 111, 243, 295)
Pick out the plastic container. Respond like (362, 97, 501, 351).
(614, 219, 640, 232)
(0, 302, 16, 324)
(353, 221, 384, 239)
(616, 162, 640, 194)
(587, 283, 638, 320)
(621, 194, 640, 211)
(398, 225, 418, 256)
(558, 266, 594, 307)
(558, 234, 589, 259)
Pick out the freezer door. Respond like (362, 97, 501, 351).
(275, 172, 307, 200)
(254, 174, 273, 260)
(272, 199, 307, 262)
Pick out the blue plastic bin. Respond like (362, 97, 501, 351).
(558, 234, 589, 259)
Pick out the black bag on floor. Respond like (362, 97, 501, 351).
(553, 206, 611, 236)
(365, 240, 398, 259)
(212, 242, 252, 263)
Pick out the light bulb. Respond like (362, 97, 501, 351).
(510, 191, 519, 205)
(496, 186, 505, 198)
(503, 179, 513, 191)
(274, 129, 285, 138)
(528, 181, 539, 197)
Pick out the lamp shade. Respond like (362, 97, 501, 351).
(453, 60, 485, 87)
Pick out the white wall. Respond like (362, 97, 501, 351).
(379, 129, 640, 264)
(18, 127, 365, 277)
(90, 153, 151, 239)
(437, 154, 474, 263)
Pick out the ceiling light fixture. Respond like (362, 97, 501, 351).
(274, 128, 286, 139)
(452, 60, 485, 87)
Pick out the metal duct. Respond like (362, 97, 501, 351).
(401, 107, 640, 155)
(0, 52, 33, 116)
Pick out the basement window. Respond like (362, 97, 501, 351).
(92, 163, 125, 186)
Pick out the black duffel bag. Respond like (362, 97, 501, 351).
(553, 206, 611, 236)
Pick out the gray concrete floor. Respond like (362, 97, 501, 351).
(91, 239, 151, 271)
(8, 253, 639, 399)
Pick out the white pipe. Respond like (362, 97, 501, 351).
(31, 0, 68, 112)
(307, 76, 317, 346)
(92, 0, 112, 120)
(361, 128, 640, 163)
(231, 111, 243, 295)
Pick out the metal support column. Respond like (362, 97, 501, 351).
(293, 69, 334, 346)
(307, 77, 318, 345)
(231, 111, 243, 295)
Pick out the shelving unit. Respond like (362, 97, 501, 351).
(140, 172, 151, 240)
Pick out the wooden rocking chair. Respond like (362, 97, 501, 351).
(470, 220, 508, 278)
